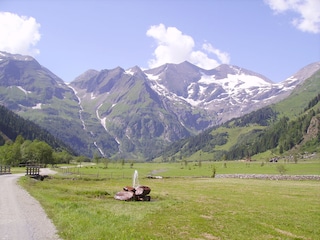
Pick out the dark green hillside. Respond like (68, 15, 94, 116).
(0, 104, 75, 154)
(159, 71, 320, 161)
(160, 107, 279, 161)
(226, 107, 319, 159)
(272, 69, 320, 118)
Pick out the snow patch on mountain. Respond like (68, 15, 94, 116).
(67, 85, 87, 130)
(284, 76, 298, 84)
(16, 86, 31, 95)
(101, 117, 108, 131)
(183, 97, 201, 106)
(145, 72, 161, 81)
(198, 73, 272, 99)
(32, 103, 42, 109)
(125, 68, 135, 76)
(147, 72, 203, 109)
(94, 141, 105, 156)
(147, 76, 169, 96)
(96, 104, 108, 132)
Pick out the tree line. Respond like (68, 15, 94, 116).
(0, 105, 75, 155)
(304, 93, 320, 112)
(0, 135, 73, 167)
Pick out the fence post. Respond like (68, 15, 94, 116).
(0, 165, 12, 174)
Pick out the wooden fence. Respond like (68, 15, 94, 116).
(0, 165, 11, 174)
(26, 166, 40, 175)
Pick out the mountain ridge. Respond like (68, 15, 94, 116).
(0, 50, 319, 159)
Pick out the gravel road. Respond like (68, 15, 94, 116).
(0, 169, 60, 240)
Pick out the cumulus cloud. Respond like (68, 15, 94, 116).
(0, 12, 41, 56)
(265, 0, 320, 34)
(202, 43, 230, 64)
(146, 23, 230, 69)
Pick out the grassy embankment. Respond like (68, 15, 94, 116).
(19, 160, 320, 240)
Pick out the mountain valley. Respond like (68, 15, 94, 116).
(0, 51, 319, 160)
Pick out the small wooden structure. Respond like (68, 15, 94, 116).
(0, 165, 11, 174)
(26, 166, 45, 180)
(26, 166, 40, 175)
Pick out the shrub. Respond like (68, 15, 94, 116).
(276, 164, 288, 175)
(211, 165, 217, 178)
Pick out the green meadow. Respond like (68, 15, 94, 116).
(19, 160, 320, 240)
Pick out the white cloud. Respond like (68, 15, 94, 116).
(0, 12, 41, 56)
(146, 23, 230, 69)
(202, 43, 230, 64)
(265, 0, 320, 34)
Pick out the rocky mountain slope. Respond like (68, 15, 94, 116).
(143, 61, 316, 124)
(0, 51, 111, 156)
(1, 51, 319, 159)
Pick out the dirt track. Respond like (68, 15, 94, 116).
(0, 170, 60, 240)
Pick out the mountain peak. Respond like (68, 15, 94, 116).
(73, 69, 99, 83)
(287, 62, 320, 82)
(125, 66, 144, 76)
(0, 51, 34, 62)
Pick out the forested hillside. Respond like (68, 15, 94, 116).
(0, 104, 75, 155)
(227, 106, 319, 159)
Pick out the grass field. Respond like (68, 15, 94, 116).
(44, 159, 319, 177)
(19, 160, 320, 240)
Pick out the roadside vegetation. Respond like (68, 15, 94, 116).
(19, 159, 320, 240)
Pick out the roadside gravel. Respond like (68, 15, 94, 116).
(0, 169, 60, 240)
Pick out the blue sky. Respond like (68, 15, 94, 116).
(1, 0, 319, 82)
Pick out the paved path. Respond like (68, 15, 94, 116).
(0, 170, 60, 240)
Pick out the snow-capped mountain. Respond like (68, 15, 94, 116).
(143, 61, 319, 123)
(0, 51, 319, 159)
(70, 60, 319, 159)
